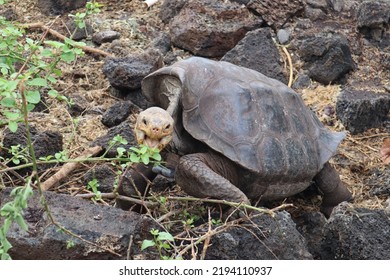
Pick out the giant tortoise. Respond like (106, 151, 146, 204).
(121, 57, 352, 217)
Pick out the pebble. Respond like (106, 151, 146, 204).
(92, 30, 121, 45)
(277, 29, 290, 45)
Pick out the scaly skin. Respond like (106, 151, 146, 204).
(134, 107, 174, 151)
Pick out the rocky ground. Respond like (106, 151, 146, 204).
(0, 0, 389, 260)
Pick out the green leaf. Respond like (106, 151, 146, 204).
(27, 78, 47, 87)
(141, 153, 150, 165)
(116, 147, 126, 157)
(151, 153, 162, 161)
(15, 214, 28, 231)
(4, 111, 20, 121)
(141, 240, 155, 251)
(47, 75, 57, 83)
(129, 147, 140, 153)
(161, 243, 171, 250)
(0, 97, 16, 107)
(6, 80, 19, 92)
(25, 90, 41, 104)
(26, 103, 35, 112)
(129, 153, 140, 163)
(40, 48, 53, 57)
(61, 51, 76, 62)
(44, 40, 64, 49)
(140, 145, 148, 154)
(47, 89, 58, 98)
(8, 121, 18, 133)
(157, 231, 174, 242)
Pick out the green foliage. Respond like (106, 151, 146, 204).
(69, 1, 103, 30)
(129, 144, 162, 165)
(141, 228, 175, 260)
(9, 144, 29, 165)
(0, 183, 33, 260)
(0, 16, 85, 132)
(181, 210, 200, 229)
(66, 239, 75, 249)
(87, 178, 102, 201)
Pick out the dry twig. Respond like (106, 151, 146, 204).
(21, 22, 113, 57)
(41, 146, 103, 191)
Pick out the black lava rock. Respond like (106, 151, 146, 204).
(336, 88, 390, 134)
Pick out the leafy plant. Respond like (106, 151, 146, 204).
(129, 144, 162, 165)
(68, 1, 103, 30)
(87, 178, 102, 201)
(0, 17, 85, 132)
(141, 228, 175, 260)
(0, 183, 33, 260)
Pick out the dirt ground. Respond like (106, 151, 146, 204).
(1, 0, 389, 220)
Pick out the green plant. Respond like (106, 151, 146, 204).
(0, 183, 33, 260)
(0, 17, 85, 132)
(87, 178, 102, 201)
(181, 210, 200, 229)
(9, 144, 30, 165)
(129, 144, 162, 165)
(141, 228, 175, 260)
(68, 1, 103, 31)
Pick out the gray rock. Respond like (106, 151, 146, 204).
(366, 166, 390, 197)
(336, 88, 390, 134)
(101, 101, 134, 128)
(328, 0, 360, 16)
(306, 0, 328, 10)
(298, 32, 354, 84)
(305, 6, 327, 21)
(222, 28, 287, 84)
(149, 32, 172, 55)
(102, 50, 163, 91)
(356, 0, 390, 42)
(92, 30, 121, 45)
(277, 29, 290, 45)
(0, 188, 158, 259)
(83, 164, 117, 193)
(159, 0, 188, 24)
(320, 203, 390, 260)
(294, 212, 327, 259)
(37, 0, 87, 15)
(247, 0, 304, 29)
(0, 124, 62, 174)
(205, 211, 313, 260)
(169, 0, 262, 57)
(292, 73, 312, 89)
(67, 94, 89, 117)
(91, 122, 136, 158)
(110, 88, 152, 110)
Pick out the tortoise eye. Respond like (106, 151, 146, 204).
(165, 124, 171, 129)
(142, 118, 147, 125)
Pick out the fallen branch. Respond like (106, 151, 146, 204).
(21, 22, 113, 57)
(281, 45, 294, 88)
(41, 146, 103, 191)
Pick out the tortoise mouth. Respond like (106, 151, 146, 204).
(142, 136, 163, 150)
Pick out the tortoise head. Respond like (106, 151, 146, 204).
(134, 107, 174, 151)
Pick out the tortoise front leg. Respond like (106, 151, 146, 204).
(175, 152, 251, 205)
(314, 162, 353, 217)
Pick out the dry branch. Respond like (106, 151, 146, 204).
(22, 22, 113, 57)
(41, 146, 103, 191)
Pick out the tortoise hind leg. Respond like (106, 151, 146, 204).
(175, 153, 251, 205)
(314, 162, 353, 217)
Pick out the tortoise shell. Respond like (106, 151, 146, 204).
(142, 57, 345, 183)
